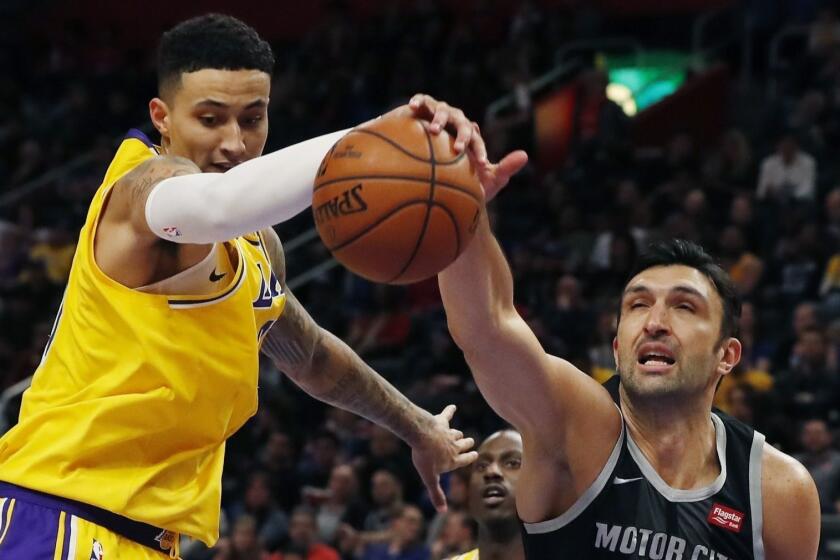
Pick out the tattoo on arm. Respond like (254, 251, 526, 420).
(114, 156, 200, 236)
(259, 227, 430, 444)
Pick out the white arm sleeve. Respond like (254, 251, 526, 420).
(144, 128, 349, 244)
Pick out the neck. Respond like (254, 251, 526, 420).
(619, 385, 720, 490)
(477, 521, 524, 560)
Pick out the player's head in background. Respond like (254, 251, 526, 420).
(614, 239, 742, 406)
(468, 429, 523, 544)
(150, 14, 274, 172)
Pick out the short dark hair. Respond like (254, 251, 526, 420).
(157, 13, 274, 96)
(621, 239, 741, 343)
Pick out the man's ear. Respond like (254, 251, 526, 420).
(149, 97, 171, 138)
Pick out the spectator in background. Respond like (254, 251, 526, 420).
(359, 426, 418, 502)
(345, 285, 412, 360)
(260, 430, 302, 511)
(27, 225, 75, 285)
(775, 326, 840, 426)
(809, 7, 840, 55)
(714, 302, 774, 414)
(824, 188, 840, 254)
(314, 464, 368, 546)
(794, 419, 840, 514)
(300, 430, 343, 488)
(213, 514, 273, 560)
(449, 430, 525, 560)
(429, 511, 475, 560)
(425, 467, 470, 551)
(364, 469, 405, 533)
(756, 132, 816, 202)
(567, 68, 629, 176)
(775, 301, 821, 368)
(703, 128, 754, 191)
(282, 508, 341, 560)
(360, 504, 430, 560)
(540, 274, 593, 362)
(227, 471, 289, 552)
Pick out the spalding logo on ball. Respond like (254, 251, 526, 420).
(313, 115, 484, 285)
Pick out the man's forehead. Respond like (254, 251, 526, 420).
(177, 68, 270, 102)
(624, 265, 715, 299)
(479, 431, 523, 455)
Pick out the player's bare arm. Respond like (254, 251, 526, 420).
(439, 214, 622, 521)
(96, 155, 203, 287)
(436, 141, 622, 521)
(259, 227, 476, 511)
(761, 445, 820, 560)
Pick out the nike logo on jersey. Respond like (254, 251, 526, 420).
(613, 476, 644, 485)
(209, 269, 226, 282)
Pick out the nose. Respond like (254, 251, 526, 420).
(483, 461, 503, 481)
(643, 302, 670, 337)
(220, 121, 246, 160)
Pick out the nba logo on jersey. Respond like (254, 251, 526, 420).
(89, 539, 104, 560)
(707, 503, 744, 532)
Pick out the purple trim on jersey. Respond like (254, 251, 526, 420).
(0, 482, 171, 553)
(125, 128, 154, 147)
(0, 497, 61, 558)
(61, 509, 72, 560)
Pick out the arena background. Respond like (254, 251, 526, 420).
(2, 0, 840, 557)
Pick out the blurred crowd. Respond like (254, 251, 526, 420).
(3, 1, 840, 558)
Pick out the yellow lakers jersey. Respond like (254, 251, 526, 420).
(450, 549, 479, 560)
(0, 129, 286, 546)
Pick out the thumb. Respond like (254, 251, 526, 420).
(482, 150, 529, 202)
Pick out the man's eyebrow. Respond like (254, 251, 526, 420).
(194, 98, 267, 109)
(671, 285, 706, 300)
(623, 284, 706, 298)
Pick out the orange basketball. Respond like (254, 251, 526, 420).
(312, 115, 484, 284)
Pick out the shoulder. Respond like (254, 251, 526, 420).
(762, 443, 816, 497)
(105, 154, 200, 226)
(761, 443, 821, 559)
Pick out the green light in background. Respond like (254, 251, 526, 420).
(603, 50, 692, 116)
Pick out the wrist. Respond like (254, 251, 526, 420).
(402, 405, 436, 448)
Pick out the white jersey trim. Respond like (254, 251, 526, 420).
(749, 430, 766, 560)
(523, 414, 625, 534)
(625, 413, 728, 502)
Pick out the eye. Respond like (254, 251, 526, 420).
(242, 115, 263, 127)
(629, 301, 647, 309)
(676, 303, 694, 312)
(474, 461, 488, 472)
(505, 458, 522, 469)
(198, 115, 217, 126)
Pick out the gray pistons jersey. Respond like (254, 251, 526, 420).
(520, 377, 766, 559)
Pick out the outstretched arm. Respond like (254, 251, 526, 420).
(259, 228, 475, 511)
(439, 212, 618, 446)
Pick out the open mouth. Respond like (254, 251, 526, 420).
(481, 484, 507, 506)
(637, 354, 676, 366)
(636, 343, 676, 371)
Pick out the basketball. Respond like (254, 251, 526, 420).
(312, 115, 484, 285)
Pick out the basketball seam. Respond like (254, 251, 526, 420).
(330, 202, 461, 281)
(325, 200, 430, 253)
(430, 202, 462, 263)
(313, 175, 481, 203)
(389, 128, 437, 283)
(350, 129, 467, 165)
